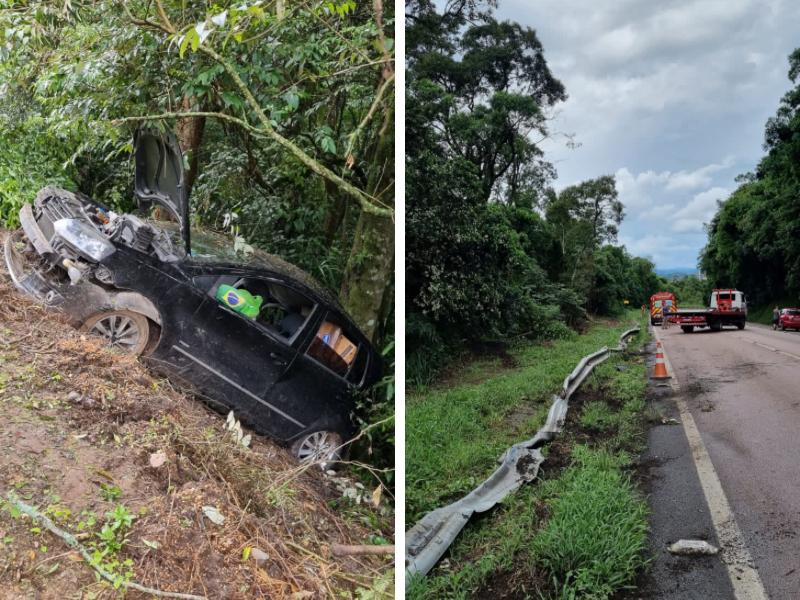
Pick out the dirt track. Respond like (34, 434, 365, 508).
(645, 323, 800, 599)
(0, 274, 391, 598)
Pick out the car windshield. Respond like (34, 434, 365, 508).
(785, 309, 800, 316)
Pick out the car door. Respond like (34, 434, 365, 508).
(267, 308, 371, 440)
(168, 271, 312, 439)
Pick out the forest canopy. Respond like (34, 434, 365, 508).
(405, 0, 662, 384)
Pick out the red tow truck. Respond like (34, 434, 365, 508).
(674, 289, 747, 333)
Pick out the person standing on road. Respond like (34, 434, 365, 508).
(662, 302, 670, 329)
(773, 306, 780, 330)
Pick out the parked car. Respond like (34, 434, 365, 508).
(4, 128, 381, 463)
(777, 308, 800, 331)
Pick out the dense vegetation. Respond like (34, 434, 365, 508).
(405, 0, 661, 384)
(701, 47, 800, 307)
(0, 1, 394, 465)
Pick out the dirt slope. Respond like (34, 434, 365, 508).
(0, 274, 392, 599)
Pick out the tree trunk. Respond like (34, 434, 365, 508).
(176, 96, 206, 198)
(339, 210, 394, 342)
(338, 0, 394, 342)
(322, 182, 348, 245)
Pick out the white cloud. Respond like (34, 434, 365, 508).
(671, 186, 730, 232)
(664, 158, 735, 191)
(614, 159, 734, 218)
(619, 233, 694, 259)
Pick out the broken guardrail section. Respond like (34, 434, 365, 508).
(405, 326, 641, 581)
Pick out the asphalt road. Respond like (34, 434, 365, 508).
(644, 322, 800, 599)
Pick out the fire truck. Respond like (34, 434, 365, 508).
(649, 292, 677, 325)
(673, 289, 747, 332)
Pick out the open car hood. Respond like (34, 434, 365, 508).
(133, 128, 190, 251)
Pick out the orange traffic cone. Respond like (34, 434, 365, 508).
(652, 341, 671, 379)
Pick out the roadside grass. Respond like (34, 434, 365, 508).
(532, 446, 648, 600)
(406, 315, 640, 521)
(407, 314, 650, 600)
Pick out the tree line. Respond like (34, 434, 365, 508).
(700, 47, 800, 307)
(406, 0, 662, 384)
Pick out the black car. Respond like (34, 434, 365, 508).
(4, 128, 381, 463)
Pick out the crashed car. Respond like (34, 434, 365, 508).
(4, 128, 381, 463)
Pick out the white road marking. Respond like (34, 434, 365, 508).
(654, 330, 769, 600)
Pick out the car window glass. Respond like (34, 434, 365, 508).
(306, 312, 360, 378)
(210, 276, 315, 342)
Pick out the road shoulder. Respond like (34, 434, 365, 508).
(628, 337, 736, 599)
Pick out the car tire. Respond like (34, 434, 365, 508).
(737, 321, 745, 330)
(81, 310, 152, 356)
(781, 324, 786, 331)
(681, 326, 694, 333)
(290, 431, 344, 469)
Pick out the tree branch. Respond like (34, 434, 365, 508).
(113, 111, 258, 134)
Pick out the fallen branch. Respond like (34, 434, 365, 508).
(4, 491, 206, 600)
(331, 543, 395, 557)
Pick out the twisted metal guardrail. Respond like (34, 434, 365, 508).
(405, 326, 642, 581)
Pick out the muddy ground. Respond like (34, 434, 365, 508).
(0, 275, 393, 599)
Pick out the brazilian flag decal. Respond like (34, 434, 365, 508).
(225, 291, 242, 307)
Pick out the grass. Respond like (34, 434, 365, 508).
(407, 313, 651, 600)
(406, 315, 640, 520)
(532, 447, 648, 600)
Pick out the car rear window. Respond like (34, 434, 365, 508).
(718, 293, 731, 300)
(786, 310, 800, 316)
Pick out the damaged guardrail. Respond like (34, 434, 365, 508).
(405, 326, 641, 581)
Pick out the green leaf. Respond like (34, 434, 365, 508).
(242, 546, 251, 561)
(320, 136, 336, 154)
(221, 91, 244, 110)
(179, 32, 191, 58)
(284, 91, 299, 111)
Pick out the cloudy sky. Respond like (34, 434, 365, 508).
(496, 0, 800, 269)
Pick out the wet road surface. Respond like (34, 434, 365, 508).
(645, 323, 800, 599)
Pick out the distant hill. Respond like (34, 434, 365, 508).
(655, 267, 699, 279)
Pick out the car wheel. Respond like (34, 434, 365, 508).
(290, 431, 344, 468)
(781, 324, 786, 331)
(81, 310, 152, 356)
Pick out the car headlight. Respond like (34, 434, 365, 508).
(52, 218, 115, 262)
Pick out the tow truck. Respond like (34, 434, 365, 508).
(673, 289, 747, 333)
